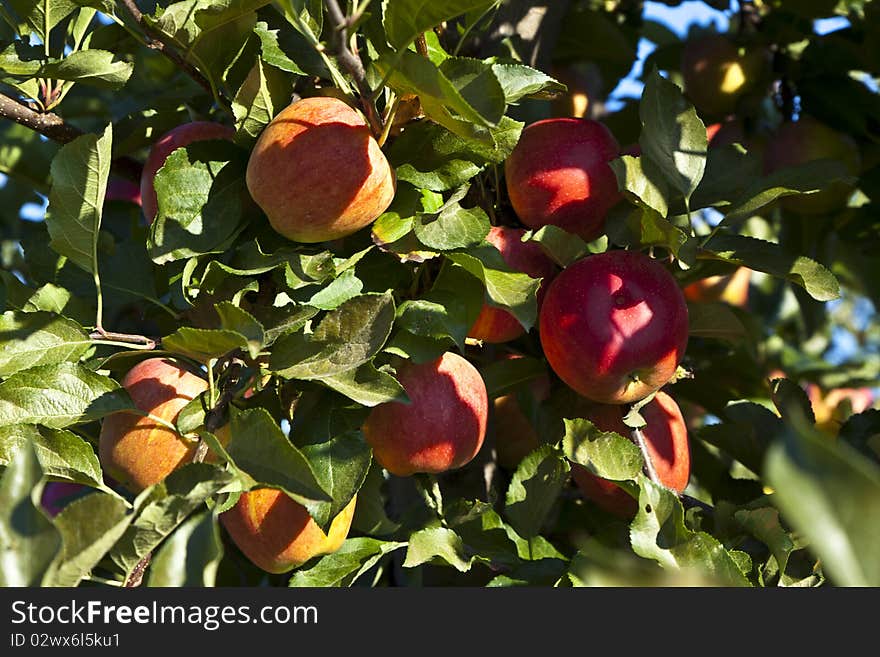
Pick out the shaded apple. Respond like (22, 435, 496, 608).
(468, 226, 559, 343)
(246, 96, 396, 243)
(40, 482, 91, 517)
(221, 489, 356, 574)
(491, 354, 552, 470)
(106, 177, 142, 206)
(504, 117, 622, 241)
(362, 352, 488, 476)
(763, 116, 861, 214)
(571, 390, 691, 518)
(539, 250, 689, 405)
(140, 121, 235, 224)
(683, 266, 752, 307)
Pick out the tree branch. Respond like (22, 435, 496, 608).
(323, 0, 384, 137)
(0, 92, 83, 143)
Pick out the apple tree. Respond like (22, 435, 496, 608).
(1, 0, 879, 588)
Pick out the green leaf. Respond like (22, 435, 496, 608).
(686, 302, 748, 343)
(352, 461, 400, 536)
(630, 475, 752, 586)
(300, 433, 372, 532)
(403, 526, 474, 572)
(160, 327, 249, 363)
(528, 225, 590, 268)
(491, 62, 566, 103)
(702, 234, 840, 302)
(504, 445, 570, 538)
(733, 506, 796, 581)
(307, 270, 363, 311)
(0, 439, 60, 586)
(147, 510, 224, 587)
(414, 201, 490, 251)
(639, 69, 707, 205)
(40, 49, 133, 89)
(0, 362, 133, 429)
(253, 20, 307, 75)
(764, 421, 880, 586)
(109, 463, 232, 579)
(270, 292, 395, 379)
(224, 408, 330, 505)
(320, 363, 407, 407)
(383, 0, 498, 49)
(610, 154, 670, 217)
(481, 355, 546, 398)
(561, 417, 644, 480)
(232, 57, 290, 145)
(45, 492, 131, 587)
(697, 401, 784, 475)
(0, 310, 91, 377)
(46, 125, 112, 274)
(604, 204, 688, 255)
(27, 428, 105, 489)
(8, 0, 78, 41)
(289, 537, 406, 587)
(215, 301, 265, 358)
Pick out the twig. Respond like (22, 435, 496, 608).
(124, 554, 151, 587)
(632, 426, 663, 487)
(323, 0, 384, 137)
(0, 92, 83, 143)
(90, 329, 157, 350)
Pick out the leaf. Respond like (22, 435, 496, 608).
(528, 225, 590, 268)
(702, 234, 840, 302)
(224, 408, 329, 505)
(0, 439, 60, 586)
(7, 0, 78, 41)
(734, 506, 796, 580)
(28, 428, 105, 489)
(504, 445, 570, 538)
(687, 302, 748, 343)
(270, 292, 395, 379)
(770, 377, 817, 425)
(610, 154, 669, 217)
(764, 421, 880, 587)
(320, 363, 408, 407)
(288, 537, 406, 587)
(300, 432, 372, 532)
(307, 270, 363, 311)
(414, 202, 490, 251)
(561, 417, 644, 480)
(0, 310, 91, 377)
(697, 401, 784, 475)
(215, 301, 265, 358)
(46, 125, 112, 274)
(45, 492, 131, 587)
(383, 0, 498, 49)
(480, 355, 547, 399)
(109, 463, 232, 579)
(0, 362, 133, 429)
(639, 69, 707, 205)
(403, 526, 474, 572)
(491, 62, 566, 104)
(147, 510, 224, 586)
(630, 476, 752, 586)
(604, 204, 688, 255)
(253, 20, 307, 75)
(232, 57, 291, 145)
(40, 49, 133, 89)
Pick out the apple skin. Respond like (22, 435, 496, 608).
(492, 358, 552, 470)
(362, 352, 488, 476)
(539, 250, 689, 405)
(468, 227, 559, 343)
(40, 482, 90, 517)
(763, 116, 861, 214)
(683, 266, 752, 307)
(140, 121, 235, 224)
(106, 177, 142, 206)
(99, 358, 218, 493)
(246, 96, 396, 243)
(572, 390, 690, 518)
(807, 384, 874, 434)
(504, 118, 622, 242)
(220, 489, 356, 574)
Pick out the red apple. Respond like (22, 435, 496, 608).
(140, 121, 235, 224)
(504, 118, 622, 241)
(468, 226, 559, 343)
(40, 482, 90, 517)
(106, 177, 142, 206)
(246, 96, 396, 243)
(539, 250, 689, 405)
(763, 116, 861, 214)
(807, 384, 875, 434)
(492, 354, 552, 469)
(571, 390, 691, 517)
(362, 352, 488, 476)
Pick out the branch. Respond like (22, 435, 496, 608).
(323, 0, 384, 137)
(0, 92, 83, 143)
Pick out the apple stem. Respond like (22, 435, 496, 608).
(631, 426, 663, 488)
(323, 0, 384, 138)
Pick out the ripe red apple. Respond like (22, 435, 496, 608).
(571, 390, 691, 517)
(683, 266, 752, 307)
(99, 358, 218, 493)
(246, 96, 396, 243)
(106, 177, 142, 206)
(504, 118, 622, 241)
(468, 226, 559, 343)
(221, 489, 356, 573)
(763, 116, 861, 214)
(492, 355, 552, 469)
(140, 121, 235, 224)
(362, 352, 488, 476)
(539, 250, 689, 405)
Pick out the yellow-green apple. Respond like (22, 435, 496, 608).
(683, 266, 752, 307)
(140, 121, 235, 224)
(362, 352, 488, 476)
(539, 250, 689, 404)
(246, 96, 396, 243)
(220, 489, 356, 573)
(571, 390, 690, 517)
(99, 358, 224, 493)
(763, 116, 861, 214)
(468, 227, 559, 343)
(504, 118, 622, 241)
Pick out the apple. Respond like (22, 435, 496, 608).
(246, 96, 396, 243)
(504, 117, 622, 242)
(362, 352, 488, 476)
(99, 358, 223, 493)
(106, 177, 142, 206)
(807, 384, 874, 434)
(681, 34, 764, 120)
(492, 356, 552, 470)
(549, 61, 601, 118)
(220, 489, 356, 574)
(140, 121, 235, 224)
(468, 226, 559, 343)
(40, 482, 90, 517)
(763, 116, 861, 214)
(683, 266, 752, 307)
(571, 390, 691, 517)
(539, 250, 689, 405)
